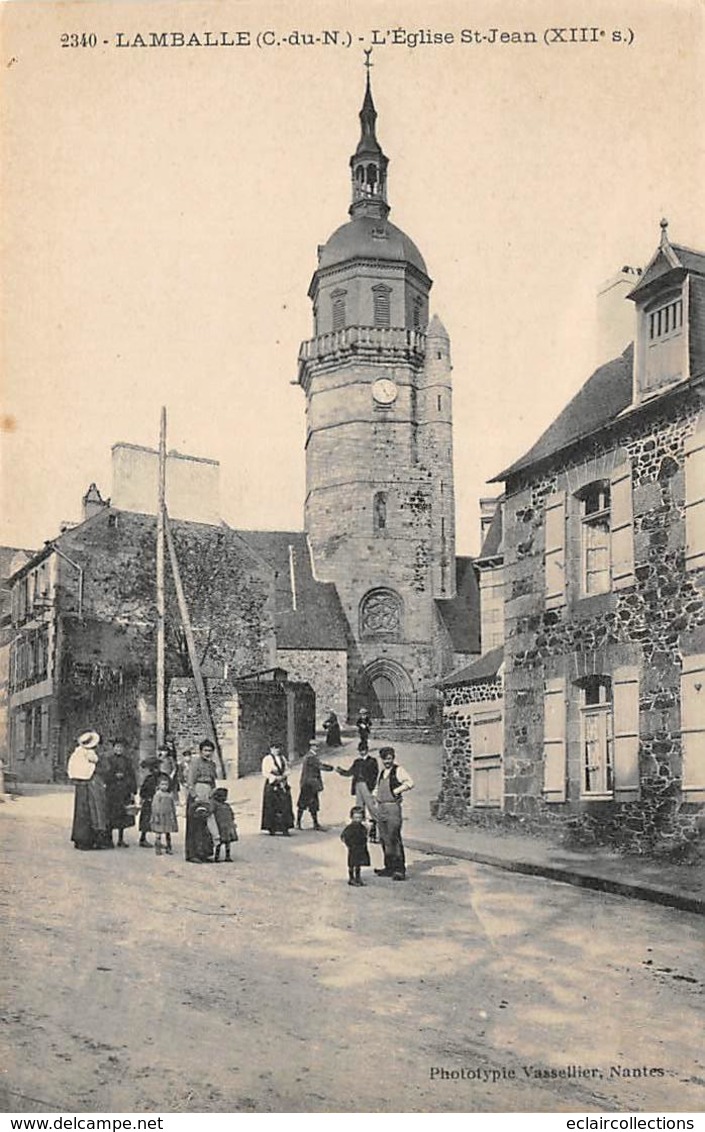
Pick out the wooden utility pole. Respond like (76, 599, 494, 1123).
(164, 512, 225, 777)
(156, 406, 167, 749)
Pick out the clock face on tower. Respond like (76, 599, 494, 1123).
(372, 378, 398, 406)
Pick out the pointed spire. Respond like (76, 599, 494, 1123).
(349, 53, 389, 220)
(660, 217, 670, 248)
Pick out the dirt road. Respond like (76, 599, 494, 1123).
(2, 771, 703, 1113)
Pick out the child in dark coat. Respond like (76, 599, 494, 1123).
(138, 757, 159, 847)
(340, 806, 370, 887)
(212, 786, 238, 862)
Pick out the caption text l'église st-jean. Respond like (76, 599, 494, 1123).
(59, 26, 636, 51)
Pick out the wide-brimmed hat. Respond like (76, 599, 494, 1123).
(78, 730, 100, 749)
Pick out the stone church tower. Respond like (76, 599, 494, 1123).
(297, 69, 472, 718)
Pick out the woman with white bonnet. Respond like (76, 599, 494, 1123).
(67, 729, 110, 850)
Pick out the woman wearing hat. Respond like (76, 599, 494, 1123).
(67, 730, 110, 850)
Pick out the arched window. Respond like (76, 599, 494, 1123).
(373, 284, 391, 328)
(359, 588, 402, 641)
(373, 491, 387, 534)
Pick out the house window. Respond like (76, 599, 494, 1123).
(331, 290, 346, 332)
(373, 285, 391, 328)
(579, 482, 611, 595)
(412, 297, 423, 330)
(649, 298, 683, 341)
(373, 491, 387, 534)
(580, 677, 614, 796)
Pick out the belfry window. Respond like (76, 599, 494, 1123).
(373, 285, 391, 328)
(331, 289, 347, 332)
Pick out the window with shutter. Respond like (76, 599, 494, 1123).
(543, 677, 567, 801)
(681, 654, 705, 799)
(684, 426, 705, 572)
(544, 492, 567, 608)
(612, 666, 640, 799)
(40, 704, 50, 753)
(610, 463, 635, 590)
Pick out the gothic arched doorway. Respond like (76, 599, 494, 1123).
(361, 658, 415, 723)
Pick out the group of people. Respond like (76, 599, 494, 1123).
(67, 732, 238, 864)
(259, 722, 414, 883)
(67, 708, 414, 882)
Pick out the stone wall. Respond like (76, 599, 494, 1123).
(277, 647, 347, 723)
(499, 387, 705, 852)
(437, 675, 503, 818)
(167, 676, 315, 778)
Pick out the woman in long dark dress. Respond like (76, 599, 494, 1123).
(322, 710, 342, 748)
(185, 739, 218, 862)
(260, 744, 295, 836)
(106, 738, 137, 847)
(68, 730, 110, 850)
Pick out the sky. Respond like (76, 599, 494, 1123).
(2, 0, 704, 556)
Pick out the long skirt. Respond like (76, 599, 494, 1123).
(325, 722, 342, 747)
(106, 779, 136, 831)
(261, 781, 295, 833)
(71, 779, 108, 849)
(185, 798, 214, 861)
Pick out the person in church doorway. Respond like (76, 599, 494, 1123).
(296, 740, 334, 831)
(374, 746, 414, 881)
(356, 707, 372, 754)
(322, 709, 342, 748)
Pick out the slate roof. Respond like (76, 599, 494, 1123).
(316, 216, 428, 277)
(435, 556, 481, 654)
(438, 645, 504, 687)
(235, 530, 350, 650)
(492, 345, 634, 482)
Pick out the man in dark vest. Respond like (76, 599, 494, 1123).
(374, 746, 414, 881)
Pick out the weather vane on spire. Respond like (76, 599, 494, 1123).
(364, 47, 373, 73)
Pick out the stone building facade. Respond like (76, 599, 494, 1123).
(6, 506, 278, 782)
(437, 224, 705, 854)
